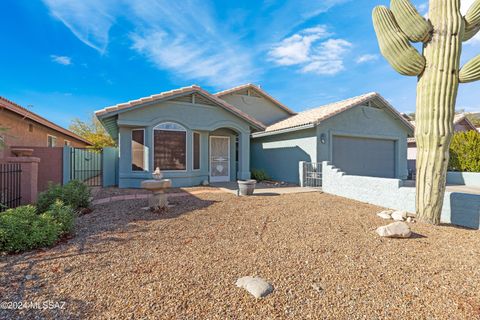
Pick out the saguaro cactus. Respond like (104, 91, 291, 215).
(373, 0, 480, 224)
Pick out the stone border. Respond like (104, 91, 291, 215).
(92, 189, 226, 206)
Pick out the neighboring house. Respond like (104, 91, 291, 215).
(95, 84, 413, 187)
(407, 113, 477, 173)
(0, 96, 92, 158)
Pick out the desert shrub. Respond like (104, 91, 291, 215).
(37, 180, 90, 213)
(448, 131, 480, 172)
(44, 200, 76, 234)
(251, 168, 270, 181)
(0, 206, 62, 253)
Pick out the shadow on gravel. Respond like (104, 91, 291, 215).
(0, 193, 217, 319)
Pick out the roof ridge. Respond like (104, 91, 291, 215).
(214, 83, 296, 115)
(0, 96, 92, 145)
(95, 85, 266, 130)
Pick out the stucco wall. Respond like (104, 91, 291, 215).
(116, 100, 251, 187)
(251, 128, 317, 183)
(316, 105, 409, 179)
(0, 109, 88, 159)
(251, 104, 410, 184)
(322, 162, 480, 230)
(219, 93, 291, 125)
(447, 172, 480, 187)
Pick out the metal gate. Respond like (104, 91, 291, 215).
(302, 162, 322, 187)
(70, 148, 103, 186)
(0, 163, 22, 212)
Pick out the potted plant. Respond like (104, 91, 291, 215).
(237, 179, 257, 196)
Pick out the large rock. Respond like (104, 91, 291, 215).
(236, 276, 273, 298)
(391, 210, 407, 221)
(377, 211, 392, 219)
(376, 222, 411, 238)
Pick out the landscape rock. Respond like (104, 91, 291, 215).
(376, 222, 412, 238)
(202, 180, 209, 186)
(377, 212, 392, 220)
(391, 210, 407, 221)
(236, 276, 273, 298)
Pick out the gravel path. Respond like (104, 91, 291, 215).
(1, 191, 479, 319)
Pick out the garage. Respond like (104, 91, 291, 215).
(332, 135, 396, 178)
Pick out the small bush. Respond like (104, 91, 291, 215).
(37, 180, 90, 213)
(45, 200, 76, 234)
(251, 168, 270, 181)
(0, 206, 62, 253)
(448, 131, 480, 172)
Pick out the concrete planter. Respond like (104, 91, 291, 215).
(237, 179, 257, 196)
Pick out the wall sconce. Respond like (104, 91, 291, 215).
(320, 133, 327, 144)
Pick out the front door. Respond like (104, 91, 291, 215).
(210, 136, 230, 182)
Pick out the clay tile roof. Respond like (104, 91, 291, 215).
(215, 83, 296, 115)
(261, 92, 413, 134)
(94, 85, 266, 130)
(0, 96, 92, 145)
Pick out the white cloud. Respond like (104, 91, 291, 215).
(50, 55, 72, 65)
(417, 3, 428, 16)
(42, 1, 348, 86)
(269, 26, 351, 75)
(42, 0, 115, 53)
(356, 54, 379, 64)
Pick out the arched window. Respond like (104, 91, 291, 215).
(153, 122, 187, 170)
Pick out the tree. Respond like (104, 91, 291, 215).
(372, 0, 480, 224)
(69, 116, 116, 149)
(449, 131, 480, 172)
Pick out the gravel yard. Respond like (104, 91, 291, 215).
(1, 190, 480, 319)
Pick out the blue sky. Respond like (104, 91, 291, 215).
(1, 0, 479, 128)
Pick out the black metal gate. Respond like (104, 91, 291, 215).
(303, 162, 322, 187)
(0, 163, 22, 212)
(70, 148, 103, 186)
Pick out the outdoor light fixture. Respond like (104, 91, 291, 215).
(320, 133, 326, 144)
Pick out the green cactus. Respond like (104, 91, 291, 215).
(373, 0, 480, 224)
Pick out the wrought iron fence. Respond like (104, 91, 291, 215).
(70, 148, 103, 186)
(303, 162, 322, 187)
(0, 163, 22, 212)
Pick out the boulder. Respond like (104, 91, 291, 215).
(376, 222, 411, 238)
(391, 210, 407, 221)
(236, 276, 273, 298)
(377, 212, 392, 220)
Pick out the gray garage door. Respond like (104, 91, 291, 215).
(332, 136, 395, 178)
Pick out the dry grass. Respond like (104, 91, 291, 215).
(1, 191, 480, 319)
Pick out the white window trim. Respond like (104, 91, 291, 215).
(153, 122, 188, 172)
(131, 128, 148, 172)
(192, 131, 201, 171)
(47, 134, 57, 147)
(64, 140, 71, 146)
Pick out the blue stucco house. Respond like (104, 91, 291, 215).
(95, 84, 414, 188)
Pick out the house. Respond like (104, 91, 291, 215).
(0, 96, 92, 158)
(95, 84, 413, 187)
(407, 113, 477, 173)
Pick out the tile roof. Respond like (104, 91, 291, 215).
(0, 96, 92, 145)
(408, 113, 477, 142)
(215, 83, 296, 115)
(257, 92, 413, 134)
(95, 85, 266, 130)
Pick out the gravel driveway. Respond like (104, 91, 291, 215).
(1, 191, 479, 319)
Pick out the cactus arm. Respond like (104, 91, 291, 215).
(372, 6, 426, 76)
(390, 0, 432, 42)
(464, 0, 480, 41)
(459, 54, 480, 83)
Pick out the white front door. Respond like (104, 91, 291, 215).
(210, 136, 230, 182)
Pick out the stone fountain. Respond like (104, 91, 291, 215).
(141, 168, 172, 210)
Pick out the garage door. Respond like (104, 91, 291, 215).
(332, 136, 395, 178)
